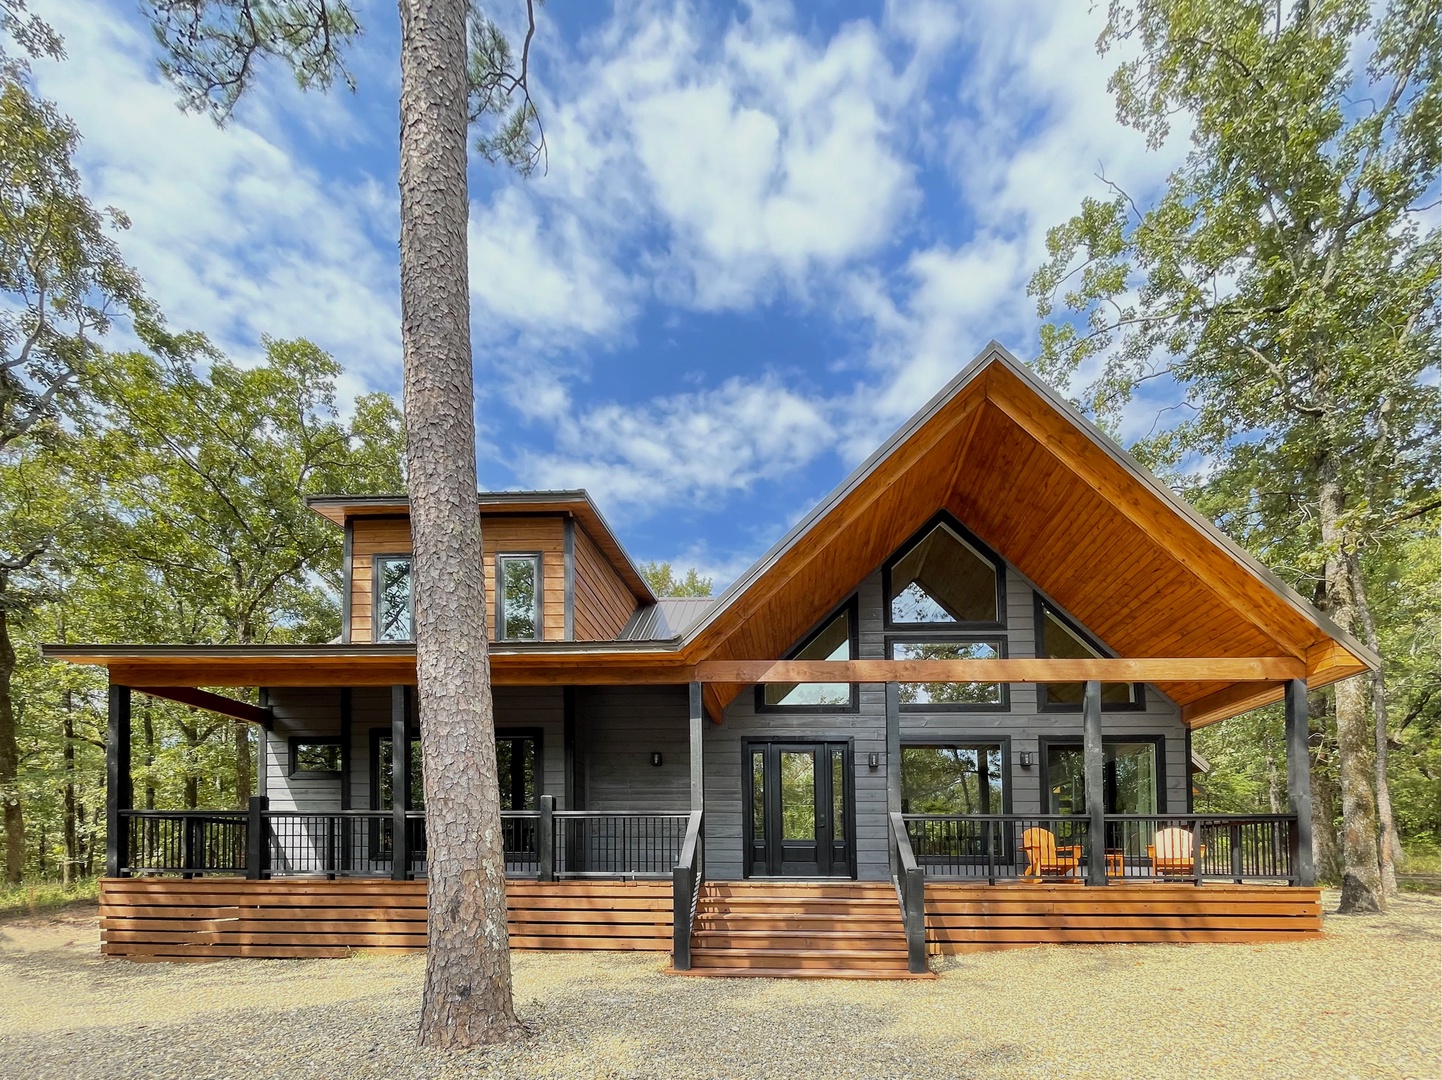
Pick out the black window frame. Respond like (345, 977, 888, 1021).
(886, 634, 1012, 712)
(882, 511, 1008, 632)
(898, 738, 1012, 815)
(372, 552, 415, 643)
(287, 737, 342, 780)
(496, 551, 544, 642)
(754, 596, 861, 714)
(369, 725, 423, 811)
(495, 727, 544, 811)
(1038, 735, 1168, 815)
(1033, 594, 1146, 712)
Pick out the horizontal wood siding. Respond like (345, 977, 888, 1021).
(577, 685, 690, 811)
(348, 514, 567, 643)
(924, 883, 1323, 951)
(572, 526, 636, 641)
(99, 878, 672, 960)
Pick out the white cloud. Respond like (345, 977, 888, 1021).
(31, 0, 403, 396)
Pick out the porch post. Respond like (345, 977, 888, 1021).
(1082, 680, 1107, 886)
(391, 685, 410, 881)
(339, 688, 353, 873)
(689, 682, 705, 879)
(106, 683, 132, 878)
(885, 681, 901, 883)
(1284, 678, 1315, 886)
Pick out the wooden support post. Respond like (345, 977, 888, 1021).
(256, 689, 269, 799)
(106, 683, 132, 878)
(1284, 678, 1315, 887)
(538, 794, 555, 881)
(339, 687, 353, 873)
(1083, 680, 1107, 887)
(562, 685, 576, 810)
(246, 795, 270, 879)
(688, 682, 705, 880)
(391, 685, 410, 881)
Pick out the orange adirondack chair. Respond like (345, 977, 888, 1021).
(1021, 827, 1080, 880)
(1148, 826, 1207, 878)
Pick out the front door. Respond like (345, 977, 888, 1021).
(744, 741, 854, 877)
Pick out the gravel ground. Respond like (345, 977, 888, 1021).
(0, 891, 1438, 1080)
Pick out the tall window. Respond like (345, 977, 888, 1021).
(886, 519, 1003, 627)
(901, 745, 1003, 814)
(760, 603, 856, 710)
(891, 639, 1007, 709)
(496, 732, 540, 810)
(1045, 741, 1160, 815)
(1035, 599, 1141, 708)
(497, 554, 541, 640)
(374, 556, 414, 642)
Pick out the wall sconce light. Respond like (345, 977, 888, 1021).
(650, 752, 663, 767)
(1019, 752, 1035, 768)
(867, 752, 880, 770)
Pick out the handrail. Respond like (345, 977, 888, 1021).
(672, 808, 703, 971)
(889, 811, 927, 975)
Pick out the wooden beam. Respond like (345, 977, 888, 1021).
(695, 657, 1306, 684)
(134, 686, 272, 726)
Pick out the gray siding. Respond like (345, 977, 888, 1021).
(576, 685, 690, 812)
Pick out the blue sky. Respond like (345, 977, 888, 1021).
(35, 0, 1187, 588)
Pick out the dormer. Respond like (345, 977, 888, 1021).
(307, 492, 655, 644)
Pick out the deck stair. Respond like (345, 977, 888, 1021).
(680, 880, 932, 979)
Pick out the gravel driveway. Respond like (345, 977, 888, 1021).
(1, 891, 1437, 1080)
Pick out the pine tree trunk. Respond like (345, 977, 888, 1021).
(63, 691, 77, 887)
(1318, 464, 1384, 913)
(398, 0, 522, 1048)
(233, 721, 252, 808)
(0, 601, 23, 885)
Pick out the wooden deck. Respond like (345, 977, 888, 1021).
(99, 878, 673, 961)
(924, 881, 1324, 952)
(98, 878, 1322, 964)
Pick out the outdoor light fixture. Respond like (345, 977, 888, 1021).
(650, 752, 663, 767)
(1019, 752, 1035, 768)
(867, 752, 880, 770)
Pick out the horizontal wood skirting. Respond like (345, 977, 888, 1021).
(924, 883, 1323, 953)
(99, 878, 673, 962)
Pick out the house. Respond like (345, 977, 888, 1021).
(48, 344, 1374, 975)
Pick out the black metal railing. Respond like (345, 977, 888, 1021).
(119, 803, 690, 881)
(888, 811, 928, 974)
(901, 813, 1297, 884)
(671, 809, 704, 971)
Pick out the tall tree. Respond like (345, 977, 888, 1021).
(0, 14, 151, 882)
(1030, 0, 1440, 914)
(639, 561, 713, 598)
(144, 0, 543, 1044)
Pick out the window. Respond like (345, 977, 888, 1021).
(497, 554, 541, 640)
(886, 519, 1003, 627)
(1044, 741, 1161, 815)
(374, 555, 414, 642)
(758, 602, 856, 711)
(496, 732, 540, 810)
(1035, 598, 1142, 709)
(901, 745, 1004, 814)
(891, 639, 1008, 709)
(288, 738, 341, 779)
(372, 729, 425, 860)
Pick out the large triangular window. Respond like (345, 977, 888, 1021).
(1036, 598, 1143, 710)
(885, 519, 1003, 627)
(759, 603, 856, 711)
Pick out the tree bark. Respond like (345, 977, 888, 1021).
(233, 721, 252, 808)
(1309, 730, 1342, 884)
(1318, 462, 1384, 913)
(63, 691, 77, 886)
(1347, 550, 1400, 894)
(398, 0, 522, 1048)
(0, 601, 23, 885)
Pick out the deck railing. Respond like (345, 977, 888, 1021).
(888, 811, 928, 974)
(902, 812, 1299, 884)
(671, 809, 704, 971)
(119, 803, 690, 881)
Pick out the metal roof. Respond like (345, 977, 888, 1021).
(620, 597, 717, 641)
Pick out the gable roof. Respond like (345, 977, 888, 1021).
(680, 342, 1376, 727)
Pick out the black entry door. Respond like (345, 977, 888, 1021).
(745, 741, 853, 878)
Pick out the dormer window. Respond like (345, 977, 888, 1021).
(498, 553, 542, 641)
(375, 556, 414, 642)
(758, 601, 857, 711)
(885, 518, 1004, 628)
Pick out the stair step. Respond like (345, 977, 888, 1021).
(670, 966, 935, 980)
(694, 932, 905, 951)
(692, 949, 910, 971)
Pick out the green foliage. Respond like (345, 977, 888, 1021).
(639, 561, 713, 598)
(0, 874, 96, 917)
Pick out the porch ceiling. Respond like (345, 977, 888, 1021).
(678, 345, 1375, 728)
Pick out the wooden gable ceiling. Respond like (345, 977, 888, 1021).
(684, 347, 1375, 727)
